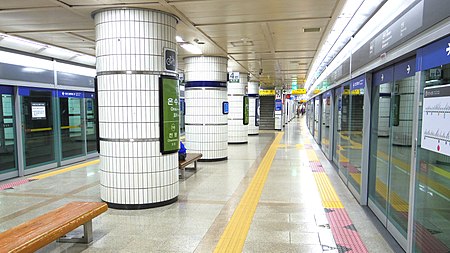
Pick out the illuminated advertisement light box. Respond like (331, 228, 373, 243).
(243, 96, 249, 125)
(159, 75, 180, 154)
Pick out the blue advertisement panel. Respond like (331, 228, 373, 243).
(222, 101, 229, 114)
(0, 85, 13, 94)
(417, 35, 450, 71)
(323, 90, 332, 98)
(394, 58, 416, 81)
(84, 92, 95, 99)
(373, 66, 394, 86)
(275, 99, 282, 111)
(18, 87, 56, 97)
(350, 75, 366, 90)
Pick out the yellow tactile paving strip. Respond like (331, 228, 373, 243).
(31, 159, 99, 180)
(214, 132, 284, 253)
(313, 173, 344, 208)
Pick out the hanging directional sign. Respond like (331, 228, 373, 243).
(292, 89, 306, 95)
(259, 89, 275, 96)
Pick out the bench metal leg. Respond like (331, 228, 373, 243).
(58, 220, 93, 244)
(179, 167, 185, 179)
(194, 161, 197, 171)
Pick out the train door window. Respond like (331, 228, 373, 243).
(20, 88, 56, 169)
(85, 93, 97, 153)
(59, 91, 85, 160)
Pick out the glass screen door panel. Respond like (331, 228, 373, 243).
(321, 96, 331, 155)
(338, 85, 351, 181)
(314, 98, 320, 142)
(333, 90, 340, 165)
(387, 75, 415, 237)
(369, 82, 392, 214)
(413, 64, 450, 253)
(0, 90, 16, 174)
(60, 97, 85, 159)
(22, 89, 56, 168)
(348, 88, 365, 192)
(85, 96, 97, 153)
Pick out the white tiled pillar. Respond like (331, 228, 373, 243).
(93, 8, 179, 209)
(248, 81, 259, 135)
(184, 56, 228, 160)
(228, 73, 248, 143)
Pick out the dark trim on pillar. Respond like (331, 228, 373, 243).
(199, 157, 228, 162)
(249, 133, 259, 136)
(104, 196, 178, 210)
(186, 81, 227, 88)
(228, 141, 248, 144)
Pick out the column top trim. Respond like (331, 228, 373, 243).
(91, 7, 179, 23)
(183, 56, 228, 60)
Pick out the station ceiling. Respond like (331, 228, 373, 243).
(0, 0, 344, 88)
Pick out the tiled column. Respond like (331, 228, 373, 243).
(184, 56, 228, 160)
(228, 73, 248, 143)
(93, 8, 179, 209)
(248, 81, 259, 135)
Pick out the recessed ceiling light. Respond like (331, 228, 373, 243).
(303, 27, 321, 33)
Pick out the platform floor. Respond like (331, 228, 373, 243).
(0, 118, 401, 253)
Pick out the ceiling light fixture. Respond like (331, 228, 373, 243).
(180, 43, 202, 55)
(0, 32, 96, 66)
(306, 0, 418, 97)
(304, 0, 386, 92)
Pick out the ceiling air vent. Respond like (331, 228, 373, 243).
(303, 27, 321, 33)
(231, 40, 254, 47)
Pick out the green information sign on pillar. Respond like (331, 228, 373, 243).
(159, 75, 180, 154)
(243, 95, 249, 125)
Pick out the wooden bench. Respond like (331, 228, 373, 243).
(0, 201, 108, 253)
(179, 153, 202, 179)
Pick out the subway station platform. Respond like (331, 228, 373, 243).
(0, 118, 400, 253)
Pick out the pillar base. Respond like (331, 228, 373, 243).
(199, 157, 228, 162)
(104, 196, 178, 210)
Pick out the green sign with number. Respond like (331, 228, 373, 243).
(243, 95, 249, 125)
(159, 76, 180, 154)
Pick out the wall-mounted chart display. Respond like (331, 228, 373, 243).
(421, 83, 450, 156)
(159, 75, 180, 154)
(31, 102, 46, 120)
(243, 96, 249, 125)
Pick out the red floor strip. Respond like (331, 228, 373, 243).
(0, 179, 34, 190)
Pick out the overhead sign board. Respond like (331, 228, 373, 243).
(259, 89, 275, 96)
(159, 75, 180, 154)
(292, 89, 306, 95)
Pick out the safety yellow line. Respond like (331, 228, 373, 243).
(31, 159, 99, 180)
(214, 133, 284, 253)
